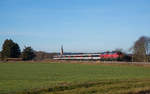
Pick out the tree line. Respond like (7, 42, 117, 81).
(0, 39, 57, 61)
(0, 39, 35, 61)
(0, 36, 150, 62)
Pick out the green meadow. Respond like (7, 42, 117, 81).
(0, 62, 150, 94)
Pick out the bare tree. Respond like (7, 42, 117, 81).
(132, 36, 150, 62)
(114, 48, 123, 52)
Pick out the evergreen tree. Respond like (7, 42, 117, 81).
(1, 39, 21, 59)
(11, 43, 21, 58)
(0, 51, 1, 60)
(22, 47, 35, 60)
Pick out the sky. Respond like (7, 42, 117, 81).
(0, 0, 150, 53)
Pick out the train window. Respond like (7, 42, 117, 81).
(92, 55, 99, 57)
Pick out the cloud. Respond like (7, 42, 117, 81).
(0, 31, 47, 37)
(0, 31, 15, 35)
(0, 31, 26, 36)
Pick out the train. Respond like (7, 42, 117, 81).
(53, 51, 126, 61)
(53, 46, 131, 61)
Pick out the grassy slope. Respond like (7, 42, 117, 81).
(0, 62, 150, 94)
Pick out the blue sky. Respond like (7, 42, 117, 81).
(0, 0, 150, 52)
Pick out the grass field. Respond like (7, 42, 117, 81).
(0, 62, 150, 94)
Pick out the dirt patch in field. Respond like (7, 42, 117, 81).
(9, 79, 150, 94)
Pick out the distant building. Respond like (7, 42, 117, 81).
(60, 45, 64, 56)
